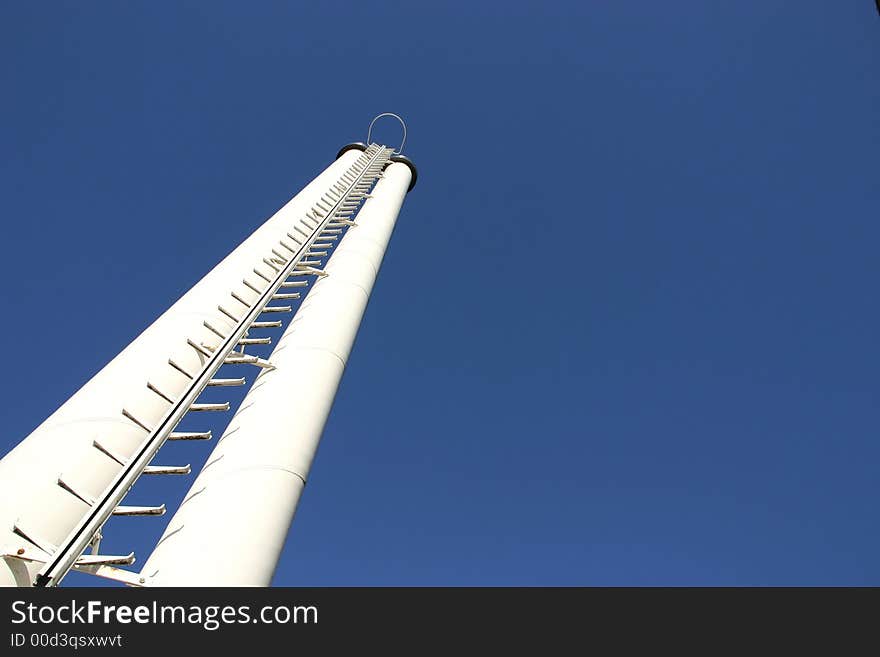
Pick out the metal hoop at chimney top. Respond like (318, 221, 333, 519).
(367, 113, 407, 154)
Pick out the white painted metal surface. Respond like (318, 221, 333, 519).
(142, 162, 412, 586)
(0, 148, 367, 586)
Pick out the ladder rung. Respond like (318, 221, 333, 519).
(168, 358, 194, 379)
(146, 382, 174, 404)
(261, 305, 292, 313)
(12, 523, 57, 557)
(225, 354, 258, 364)
(113, 504, 165, 516)
(231, 291, 252, 308)
(239, 337, 271, 345)
(223, 355, 275, 369)
(143, 464, 191, 475)
(189, 402, 230, 412)
(251, 320, 282, 328)
(281, 281, 308, 288)
(57, 476, 94, 505)
(293, 266, 327, 277)
(169, 431, 212, 441)
(272, 292, 300, 300)
(203, 320, 227, 339)
(218, 305, 241, 323)
(243, 279, 263, 294)
(122, 408, 152, 432)
(207, 377, 245, 387)
(71, 563, 144, 586)
(75, 553, 136, 566)
(187, 339, 214, 358)
(93, 439, 126, 465)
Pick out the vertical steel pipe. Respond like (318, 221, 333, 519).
(142, 162, 413, 586)
(0, 150, 363, 586)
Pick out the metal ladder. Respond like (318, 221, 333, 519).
(5, 144, 394, 587)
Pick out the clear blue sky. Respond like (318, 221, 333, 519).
(1, 2, 878, 586)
